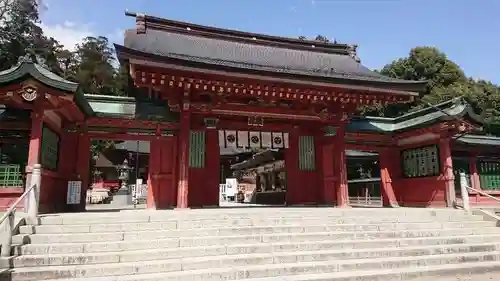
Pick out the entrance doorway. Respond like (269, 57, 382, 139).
(0, 106, 30, 190)
(346, 150, 382, 207)
(86, 139, 150, 210)
(218, 130, 288, 207)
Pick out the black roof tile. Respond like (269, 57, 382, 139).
(119, 13, 427, 93)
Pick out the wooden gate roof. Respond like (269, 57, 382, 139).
(116, 12, 427, 94)
(0, 58, 94, 120)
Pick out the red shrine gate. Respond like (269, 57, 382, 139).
(143, 116, 364, 209)
(109, 12, 428, 210)
(182, 125, 338, 208)
(10, 12, 489, 213)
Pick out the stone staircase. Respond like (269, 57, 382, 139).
(2, 208, 500, 280)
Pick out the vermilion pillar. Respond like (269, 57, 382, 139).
(469, 155, 480, 191)
(147, 139, 160, 209)
(334, 127, 349, 207)
(177, 98, 191, 208)
(27, 111, 43, 167)
(379, 149, 399, 207)
(285, 126, 300, 205)
(439, 138, 455, 207)
(25, 110, 43, 211)
(321, 137, 336, 205)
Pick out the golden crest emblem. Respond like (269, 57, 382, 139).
(21, 85, 38, 101)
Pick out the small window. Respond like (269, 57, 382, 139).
(189, 131, 206, 168)
(401, 145, 440, 178)
(298, 136, 315, 171)
(478, 160, 500, 190)
(40, 126, 60, 171)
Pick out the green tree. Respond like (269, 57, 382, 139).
(73, 36, 118, 95)
(0, 0, 62, 73)
(113, 65, 131, 96)
(363, 47, 470, 117)
(380, 47, 466, 90)
(366, 46, 500, 135)
(56, 48, 79, 80)
(298, 35, 338, 44)
(0, 0, 41, 69)
(0, 1, 122, 157)
(70, 37, 123, 152)
(314, 35, 329, 43)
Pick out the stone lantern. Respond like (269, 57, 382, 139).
(117, 159, 132, 190)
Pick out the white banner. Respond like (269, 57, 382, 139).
(218, 130, 289, 149)
(271, 132, 284, 149)
(218, 130, 226, 148)
(249, 131, 261, 148)
(225, 130, 237, 148)
(261, 132, 272, 148)
(283, 132, 289, 148)
(237, 131, 249, 148)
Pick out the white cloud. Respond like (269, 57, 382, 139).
(39, 21, 94, 50)
(39, 21, 124, 51)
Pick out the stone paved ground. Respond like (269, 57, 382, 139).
(85, 187, 147, 211)
(219, 201, 270, 207)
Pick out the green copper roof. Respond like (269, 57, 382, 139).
(347, 98, 483, 133)
(0, 58, 94, 116)
(0, 59, 78, 92)
(84, 94, 179, 121)
(85, 94, 136, 117)
(454, 134, 500, 146)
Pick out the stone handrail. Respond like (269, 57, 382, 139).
(459, 171, 500, 211)
(467, 186, 500, 202)
(0, 164, 41, 257)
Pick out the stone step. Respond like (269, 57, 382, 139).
(15, 231, 500, 256)
(195, 261, 500, 281)
(3, 251, 500, 281)
(32, 261, 500, 281)
(18, 220, 493, 235)
(12, 225, 500, 245)
(14, 228, 500, 255)
(36, 214, 483, 227)
(6, 208, 496, 280)
(36, 210, 477, 225)
(9, 241, 500, 268)
(34, 217, 487, 232)
(38, 208, 465, 217)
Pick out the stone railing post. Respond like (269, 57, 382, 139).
(0, 210, 15, 257)
(459, 171, 470, 212)
(25, 164, 41, 225)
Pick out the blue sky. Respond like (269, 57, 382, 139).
(40, 0, 499, 84)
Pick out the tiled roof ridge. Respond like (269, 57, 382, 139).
(125, 11, 358, 58)
(115, 43, 425, 88)
(155, 51, 411, 83)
